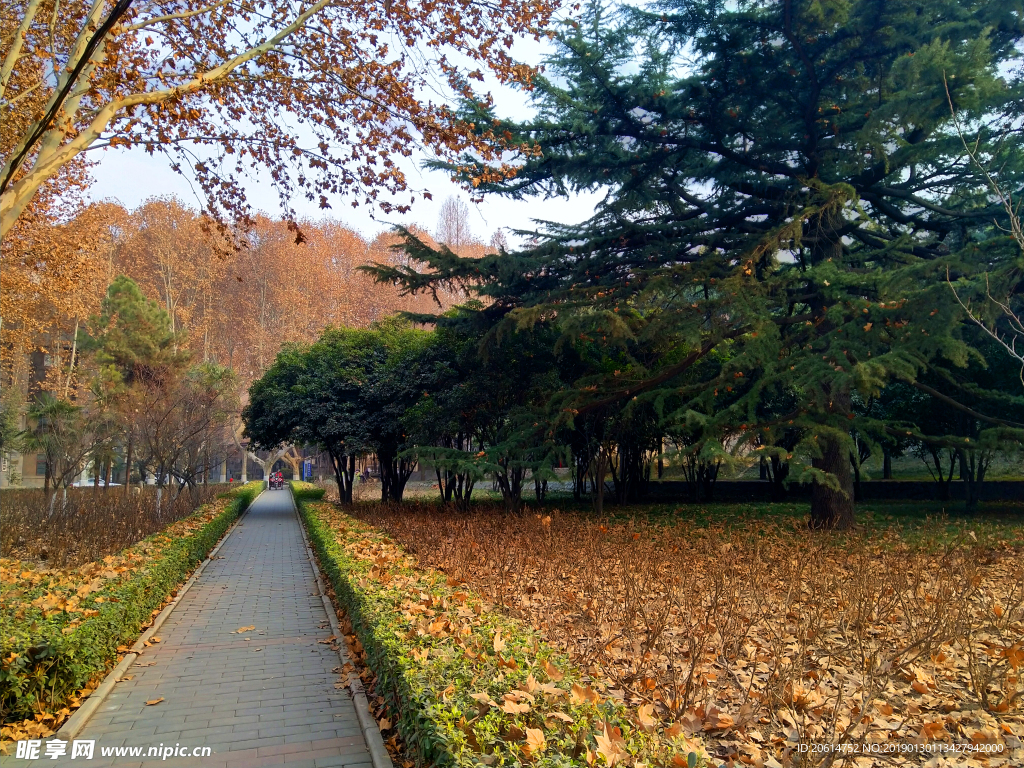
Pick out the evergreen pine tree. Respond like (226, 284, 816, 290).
(373, 0, 1024, 527)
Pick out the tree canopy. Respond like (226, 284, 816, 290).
(0, 0, 558, 236)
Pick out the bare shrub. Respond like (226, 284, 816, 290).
(1, 485, 219, 567)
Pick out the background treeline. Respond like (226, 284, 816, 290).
(245, 307, 1024, 523)
(246, 0, 1024, 529)
(0, 193, 491, 512)
(1, 195, 474, 398)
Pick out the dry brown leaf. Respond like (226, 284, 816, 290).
(637, 703, 657, 732)
(524, 727, 546, 757)
(594, 722, 627, 766)
(571, 683, 600, 705)
(145, 697, 164, 706)
(541, 659, 564, 682)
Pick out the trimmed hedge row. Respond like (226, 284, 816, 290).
(1, 483, 261, 724)
(297, 499, 709, 768)
(289, 481, 326, 502)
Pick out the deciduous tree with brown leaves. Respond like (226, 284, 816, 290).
(0, 0, 556, 236)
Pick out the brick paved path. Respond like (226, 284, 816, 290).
(35, 489, 374, 768)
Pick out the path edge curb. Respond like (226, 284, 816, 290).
(55, 488, 264, 742)
(291, 490, 395, 768)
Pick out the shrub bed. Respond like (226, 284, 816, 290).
(0, 482, 262, 734)
(298, 499, 709, 768)
(290, 480, 326, 502)
(1, 485, 222, 567)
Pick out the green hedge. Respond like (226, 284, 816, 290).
(1, 483, 261, 724)
(289, 480, 326, 502)
(298, 500, 709, 768)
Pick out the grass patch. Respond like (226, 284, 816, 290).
(0, 481, 262, 736)
(298, 498, 712, 768)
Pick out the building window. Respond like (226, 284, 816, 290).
(36, 454, 47, 477)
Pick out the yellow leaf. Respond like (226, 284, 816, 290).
(594, 722, 627, 766)
(493, 629, 506, 653)
(502, 699, 530, 715)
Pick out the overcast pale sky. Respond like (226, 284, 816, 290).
(87, 32, 601, 246)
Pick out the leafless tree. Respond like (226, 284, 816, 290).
(945, 75, 1024, 384)
(489, 229, 509, 253)
(436, 196, 474, 254)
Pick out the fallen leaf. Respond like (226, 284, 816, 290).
(493, 629, 506, 654)
(524, 727, 546, 757)
(502, 699, 531, 714)
(571, 683, 600, 705)
(637, 703, 657, 732)
(145, 698, 164, 706)
(542, 659, 564, 682)
(595, 722, 627, 766)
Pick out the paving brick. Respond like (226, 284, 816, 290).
(39, 490, 375, 768)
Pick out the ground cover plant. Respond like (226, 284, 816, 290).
(0, 481, 261, 741)
(354, 501, 1024, 767)
(0, 485, 220, 567)
(299, 497, 715, 768)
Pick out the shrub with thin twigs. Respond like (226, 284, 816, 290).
(357, 503, 1024, 767)
(1, 485, 219, 567)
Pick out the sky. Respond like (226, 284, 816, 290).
(86, 31, 603, 246)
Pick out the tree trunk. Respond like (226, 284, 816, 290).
(593, 448, 609, 516)
(767, 456, 790, 502)
(124, 433, 133, 494)
(380, 454, 413, 504)
(810, 430, 856, 529)
(343, 454, 356, 504)
(958, 449, 989, 514)
(883, 449, 892, 480)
